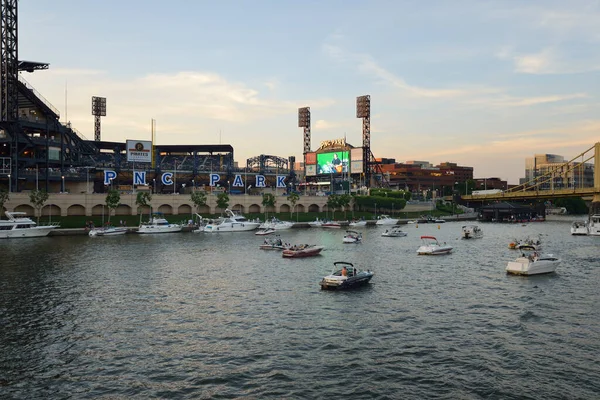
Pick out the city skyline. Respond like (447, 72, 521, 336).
(18, 0, 600, 184)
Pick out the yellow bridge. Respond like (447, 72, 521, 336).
(462, 142, 600, 203)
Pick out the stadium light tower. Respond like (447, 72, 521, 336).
(298, 107, 311, 154)
(92, 96, 106, 141)
(356, 95, 371, 186)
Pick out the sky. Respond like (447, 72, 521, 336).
(17, 0, 600, 184)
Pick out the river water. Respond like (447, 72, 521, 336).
(1, 217, 599, 399)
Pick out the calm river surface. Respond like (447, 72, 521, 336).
(1, 217, 599, 399)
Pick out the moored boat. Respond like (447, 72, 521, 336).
(586, 214, 600, 236)
(506, 246, 560, 276)
(255, 228, 276, 236)
(320, 261, 374, 290)
(203, 209, 260, 232)
(0, 211, 59, 239)
(375, 215, 399, 225)
(138, 213, 182, 234)
(322, 221, 344, 228)
(89, 226, 128, 237)
(282, 244, 324, 258)
(416, 236, 452, 255)
(348, 219, 367, 227)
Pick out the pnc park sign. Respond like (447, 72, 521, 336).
(103, 170, 289, 188)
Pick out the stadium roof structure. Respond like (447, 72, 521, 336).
(86, 141, 233, 154)
(156, 144, 233, 154)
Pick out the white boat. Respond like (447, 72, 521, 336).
(349, 220, 367, 227)
(138, 214, 182, 234)
(255, 228, 276, 236)
(416, 235, 453, 255)
(308, 218, 323, 228)
(0, 211, 59, 239)
(570, 220, 588, 236)
(282, 245, 325, 258)
(506, 246, 560, 276)
(204, 209, 261, 232)
(259, 235, 289, 250)
(381, 226, 407, 237)
(89, 226, 128, 237)
(588, 214, 600, 236)
(375, 215, 399, 225)
(322, 221, 344, 229)
(258, 218, 294, 230)
(342, 230, 362, 243)
(461, 225, 483, 239)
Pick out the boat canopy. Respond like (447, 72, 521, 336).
(420, 235, 437, 240)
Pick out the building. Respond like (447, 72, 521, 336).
(524, 154, 594, 190)
(379, 160, 474, 197)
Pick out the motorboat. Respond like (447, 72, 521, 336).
(381, 226, 407, 237)
(461, 225, 483, 239)
(259, 218, 294, 230)
(89, 225, 128, 237)
(570, 220, 588, 236)
(255, 228, 276, 236)
(588, 214, 600, 236)
(506, 246, 560, 276)
(282, 244, 325, 258)
(203, 209, 261, 232)
(138, 213, 182, 234)
(259, 235, 289, 250)
(516, 236, 541, 251)
(308, 218, 323, 228)
(320, 261, 374, 290)
(0, 211, 59, 239)
(434, 218, 446, 223)
(349, 220, 367, 227)
(342, 230, 362, 244)
(375, 215, 399, 225)
(322, 221, 344, 229)
(416, 236, 453, 255)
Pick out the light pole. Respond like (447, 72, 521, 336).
(192, 179, 195, 191)
(228, 180, 230, 194)
(153, 178, 156, 194)
(173, 162, 177, 194)
(8, 174, 11, 192)
(61, 176, 65, 193)
(109, 177, 113, 191)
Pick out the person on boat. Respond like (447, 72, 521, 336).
(341, 266, 347, 276)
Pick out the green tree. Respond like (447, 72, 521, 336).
(191, 191, 208, 214)
(105, 190, 120, 223)
(338, 194, 352, 218)
(262, 193, 276, 219)
(327, 194, 341, 220)
(0, 189, 9, 214)
(287, 192, 300, 220)
(216, 192, 229, 213)
(29, 190, 49, 223)
(135, 191, 152, 224)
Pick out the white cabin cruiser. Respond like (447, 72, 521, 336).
(0, 211, 59, 239)
(416, 236, 452, 255)
(381, 226, 407, 237)
(308, 218, 323, 227)
(342, 230, 362, 243)
(461, 225, 483, 239)
(349, 220, 367, 227)
(570, 220, 588, 236)
(204, 209, 260, 232)
(138, 214, 182, 234)
(259, 218, 294, 230)
(506, 246, 560, 276)
(375, 215, 398, 225)
(588, 214, 600, 236)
